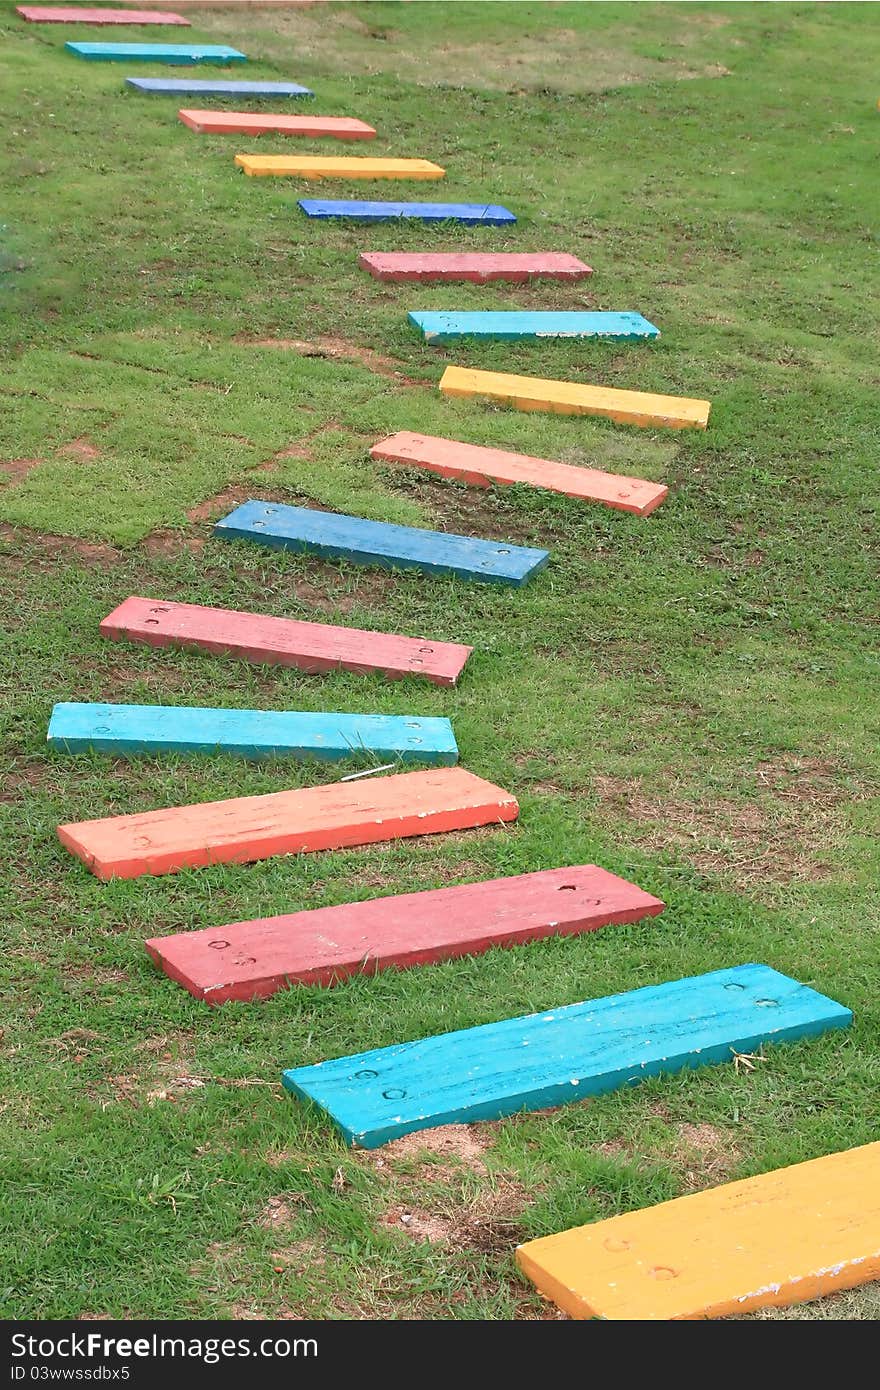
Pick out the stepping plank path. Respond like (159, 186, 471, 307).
(66, 40, 246, 62)
(517, 1141, 880, 1320)
(100, 596, 473, 686)
(146, 865, 666, 1002)
(18, 6, 190, 21)
(48, 703, 458, 765)
(410, 311, 659, 343)
(370, 432, 668, 516)
(440, 365, 711, 430)
(179, 110, 375, 139)
(57, 766, 518, 880)
(127, 77, 313, 97)
(236, 155, 444, 180)
(214, 501, 550, 587)
(282, 964, 850, 1148)
(299, 199, 515, 224)
(359, 251, 592, 283)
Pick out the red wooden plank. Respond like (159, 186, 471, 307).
(371, 431, 668, 517)
(17, 6, 190, 21)
(99, 597, 473, 686)
(58, 767, 518, 881)
(146, 865, 665, 1002)
(178, 109, 376, 139)
(358, 251, 593, 283)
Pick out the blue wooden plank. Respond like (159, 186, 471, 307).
(126, 77, 313, 96)
(48, 703, 458, 765)
(66, 41, 246, 63)
(214, 500, 549, 587)
(298, 199, 517, 225)
(282, 964, 852, 1148)
(409, 311, 661, 343)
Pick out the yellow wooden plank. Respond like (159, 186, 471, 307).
(235, 155, 445, 180)
(439, 364, 710, 430)
(517, 1141, 880, 1320)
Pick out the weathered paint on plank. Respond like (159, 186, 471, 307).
(146, 865, 665, 1002)
(57, 766, 518, 881)
(370, 431, 668, 516)
(48, 702, 458, 765)
(359, 251, 591, 283)
(127, 77, 312, 96)
(100, 596, 473, 686)
(410, 311, 659, 343)
(236, 155, 443, 179)
(281, 965, 851, 1148)
(299, 199, 515, 224)
(178, 109, 375, 138)
(214, 500, 550, 587)
(440, 365, 711, 430)
(66, 40, 246, 61)
(517, 1141, 879, 1320)
(18, 6, 190, 21)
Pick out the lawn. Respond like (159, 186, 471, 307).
(1, 0, 879, 1321)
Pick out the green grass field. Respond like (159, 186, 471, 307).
(2, 0, 879, 1321)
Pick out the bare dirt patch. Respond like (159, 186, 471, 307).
(1, 458, 42, 484)
(379, 1177, 527, 1253)
(369, 1123, 491, 1174)
(58, 437, 101, 461)
(258, 1195, 306, 1231)
(0, 521, 119, 566)
(240, 335, 431, 387)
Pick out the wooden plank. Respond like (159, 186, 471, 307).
(214, 500, 550, 587)
(517, 1141, 880, 1320)
(281, 965, 851, 1149)
(178, 109, 375, 139)
(410, 311, 659, 343)
(440, 365, 711, 431)
(299, 199, 516, 225)
(370, 432, 668, 517)
(99, 596, 473, 686)
(66, 40, 246, 62)
(57, 766, 518, 881)
(48, 702, 459, 765)
(359, 251, 592, 283)
(18, 6, 190, 21)
(146, 865, 666, 1003)
(126, 77, 313, 96)
(236, 155, 444, 180)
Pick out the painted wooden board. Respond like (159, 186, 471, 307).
(127, 77, 313, 96)
(359, 251, 592, 283)
(440, 366, 711, 431)
(66, 40, 246, 62)
(100, 596, 473, 686)
(410, 311, 659, 343)
(146, 865, 665, 1003)
(214, 500, 550, 587)
(57, 766, 518, 881)
(18, 6, 190, 21)
(281, 965, 851, 1149)
(299, 199, 516, 225)
(370, 432, 667, 517)
(236, 155, 444, 180)
(517, 1141, 880, 1320)
(179, 109, 375, 139)
(48, 702, 458, 765)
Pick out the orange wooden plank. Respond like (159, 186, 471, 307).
(370, 431, 668, 516)
(57, 767, 518, 880)
(517, 1141, 880, 1320)
(178, 109, 376, 139)
(439, 365, 711, 430)
(235, 155, 444, 180)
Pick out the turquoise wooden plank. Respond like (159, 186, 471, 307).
(214, 500, 549, 587)
(66, 41, 246, 63)
(47, 702, 458, 765)
(409, 311, 660, 343)
(126, 77, 312, 96)
(282, 964, 851, 1148)
(298, 199, 516, 225)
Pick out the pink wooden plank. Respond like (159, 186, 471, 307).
(358, 252, 593, 283)
(146, 865, 665, 1001)
(99, 597, 473, 686)
(17, 6, 190, 22)
(178, 109, 376, 139)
